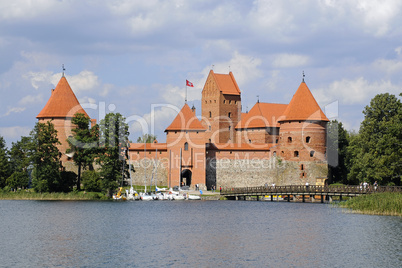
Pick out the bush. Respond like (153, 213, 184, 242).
(56, 171, 77, 192)
(82, 170, 101, 192)
(6, 171, 29, 190)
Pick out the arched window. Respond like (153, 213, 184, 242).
(209, 111, 212, 118)
(294, 151, 299, 157)
(306, 136, 311, 143)
(228, 112, 231, 118)
(184, 142, 189, 151)
(288, 137, 292, 143)
(301, 164, 304, 170)
(310, 150, 315, 157)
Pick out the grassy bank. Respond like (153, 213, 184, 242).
(338, 192, 402, 216)
(0, 189, 108, 200)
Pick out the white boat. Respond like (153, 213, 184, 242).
(187, 194, 201, 200)
(172, 194, 185, 200)
(140, 192, 153, 201)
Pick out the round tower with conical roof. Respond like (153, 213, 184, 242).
(277, 81, 329, 184)
(36, 75, 90, 167)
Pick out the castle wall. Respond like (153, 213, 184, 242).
(207, 154, 328, 188)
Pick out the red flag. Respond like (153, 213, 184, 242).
(186, 80, 194, 87)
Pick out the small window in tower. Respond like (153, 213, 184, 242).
(209, 126, 211, 131)
(281, 151, 284, 155)
(228, 112, 231, 118)
(273, 151, 277, 157)
(210, 100, 212, 103)
(294, 151, 299, 157)
(223, 100, 226, 104)
(310, 151, 315, 157)
(229, 100, 231, 104)
(184, 142, 189, 151)
(276, 139, 279, 143)
(209, 111, 212, 118)
(249, 139, 251, 143)
(235, 101, 237, 104)
(306, 136, 311, 143)
(301, 164, 304, 170)
(288, 137, 292, 143)
(230, 151, 232, 154)
(209, 139, 211, 143)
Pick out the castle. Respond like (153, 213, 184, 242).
(37, 70, 329, 189)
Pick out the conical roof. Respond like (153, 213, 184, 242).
(165, 103, 206, 131)
(36, 76, 88, 119)
(280, 82, 328, 122)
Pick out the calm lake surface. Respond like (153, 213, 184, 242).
(0, 200, 401, 267)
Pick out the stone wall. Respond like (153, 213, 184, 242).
(207, 156, 328, 188)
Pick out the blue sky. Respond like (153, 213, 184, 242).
(1, 0, 401, 147)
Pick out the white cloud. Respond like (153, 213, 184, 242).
(2, 107, 26, 117)
(52, 70, 100, 94)
(202, 51, 262, 87)
(0, 126, 31, 143)
(23, 71, 53, 90)
(19, 94, 43, 105)
(272, 53, 310, 68)
(314, 77, 400, 105)
(0, 0, 59, 20)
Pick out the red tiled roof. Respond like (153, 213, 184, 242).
(280, 82, 329, 122)
(129, 142, 167, 151)
(235, 102, 287, 129)
(36, 76, 88, 118)
(212, 70, 241, 95)
(165, 103, 206, 131)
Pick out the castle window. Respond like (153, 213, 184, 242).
(184, 142, 189, 151)
(294, 151, 299, 157)
(288, 137, 292, 143)
(273, 151, 276, 157)
(310, 151, 315, 157)
(301, 164, 304, 170)
(276, 139, 278, 143)
(205, 100, 207, 104)
(228, 126, 231, 131)
(209, 111, 212, 118)
(306, 136, 311, 143)
(281, 151, 284, 155)
(209, 139, 211, 143)
(229, 100, 231, 104)
(209, 126, 211, 131)
(249, 139, 251, 143)
(223, 100, 226, 104)
(228, 112, 231, 118)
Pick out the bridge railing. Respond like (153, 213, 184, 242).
(220, 185, 402, 195)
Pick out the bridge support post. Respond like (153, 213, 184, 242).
(271, 195, 273, 202)
(321, 195, 324, 203)
(302, 195, 305, 203)
(287, 195, 290, 202)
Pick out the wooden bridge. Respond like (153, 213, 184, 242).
(220, 185, 402, 203)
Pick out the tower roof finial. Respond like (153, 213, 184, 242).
(302, 70, 305, 83)
(62, 64, 66, 77)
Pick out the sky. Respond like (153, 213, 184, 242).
(0, 0, 401, 147)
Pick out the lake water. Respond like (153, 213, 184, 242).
(0, 200, 401, 267)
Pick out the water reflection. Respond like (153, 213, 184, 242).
(0, 200, 401, 267)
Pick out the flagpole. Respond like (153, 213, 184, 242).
(185, 82, 187, 104)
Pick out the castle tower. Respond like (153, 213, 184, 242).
(36, 75, 89, 166)
(201, 70, 241, 144)
(165, 103, 206, 189)
(277, 81, 329, 162)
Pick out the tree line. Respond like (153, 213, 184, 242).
(327, 93, 401, 186)
(0, 112, 130, 196)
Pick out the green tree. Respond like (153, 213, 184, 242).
(98, 113, 129, 196)
(81, 170, 101, 192)
(29, 121, 62, 192)
(0, 136, 11, 188)
(137, 134, 157, 143)
(7, 136, 31, 189)
(67, 113, 99, 190)
(348, 93, 402, 185)
(327, 120, 349, 184)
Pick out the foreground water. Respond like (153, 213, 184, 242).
(0, 200, 401, 267)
